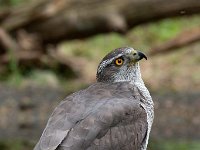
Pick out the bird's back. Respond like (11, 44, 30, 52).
(35, 82, 147, 150)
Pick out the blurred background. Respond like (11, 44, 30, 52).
(0, 0, 200, 150)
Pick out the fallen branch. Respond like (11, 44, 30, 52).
(0, 50, 42, 64)
(0, 27, 20, 52)
(47, 45, 88, 77)
(1, 0, 200, 43)
(0, 7, 10, 22)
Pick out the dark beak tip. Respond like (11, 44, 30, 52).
(138, 51, 148, 61)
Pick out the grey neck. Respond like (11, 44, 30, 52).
(130, 63, 144, 85)
(131, 63, 153, 105)
(117, 63, 153, 106)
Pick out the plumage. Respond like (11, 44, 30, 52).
(34, 47, 154, 150)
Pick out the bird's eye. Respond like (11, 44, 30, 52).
(115, 58, 124, 66)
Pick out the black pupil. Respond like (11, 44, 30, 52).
(118, 59, 122, 63)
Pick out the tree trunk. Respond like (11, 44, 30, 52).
(1, 0, 200, 43)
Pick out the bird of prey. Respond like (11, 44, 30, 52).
(34, 47, 154, 150)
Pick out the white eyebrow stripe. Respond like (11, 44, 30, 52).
(97, 47, 134, 74)
(97, 53, 124, 74)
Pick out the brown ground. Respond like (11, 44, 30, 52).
(0, 84, 199, 143)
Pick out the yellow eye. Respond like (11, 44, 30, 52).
(115, 58, 123, 66)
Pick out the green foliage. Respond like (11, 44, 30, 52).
(59, 33, 129, 60)
(149, 139, 200, 150)
(9, 0, 23, 5)
(148, 19, 184, 41)
(129, 15, 200, 48)
(0, 0, 28, 6)
(0, 139, 33, 150)
(0, 139, 200, 150)
(6, 49, 22, 86)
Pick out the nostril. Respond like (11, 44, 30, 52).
(133, 53, 137, 56)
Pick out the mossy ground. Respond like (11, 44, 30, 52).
(0, 139, 200, 150)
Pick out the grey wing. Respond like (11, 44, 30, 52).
(34, 94, 147, 150)
(89, 102, 147, 150)
(57, 98, 147, 150)
(34, 94, 87, 150)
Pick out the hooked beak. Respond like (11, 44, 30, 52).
(137, 51, 147, 60)
(128, 49, 147, 66)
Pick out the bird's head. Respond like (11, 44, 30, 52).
(96, 47, 147, 83)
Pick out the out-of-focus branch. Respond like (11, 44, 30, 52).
(0, 27, 20, 52)
(0, 0, 200, 43)
(150, 27, 200, 55)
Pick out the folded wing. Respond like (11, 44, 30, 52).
(34, 83, 147, 150)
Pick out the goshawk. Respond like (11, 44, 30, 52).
(34, 47, 154, 150)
